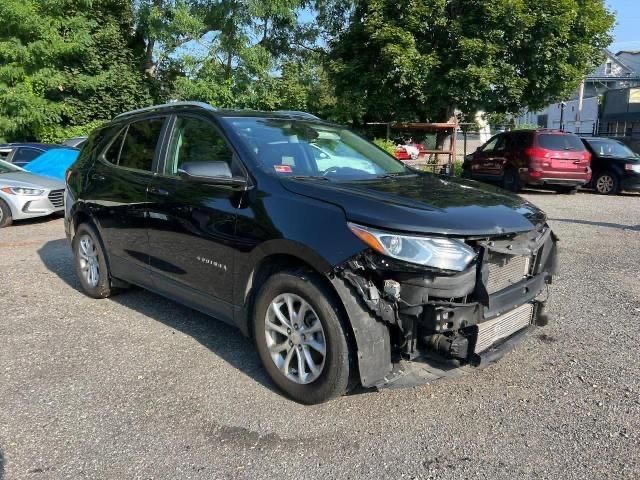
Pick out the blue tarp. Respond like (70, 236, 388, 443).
(24, 148, 79, 180)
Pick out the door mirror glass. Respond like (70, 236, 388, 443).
(178, 161, 232, 179)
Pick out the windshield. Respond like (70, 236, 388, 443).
(224, 117, 411, 179)
(586, 139, 637, 158)
(0, 159, 24, 174)
(537, 134, 586, 151)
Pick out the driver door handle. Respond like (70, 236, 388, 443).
(147, 186, 169, 197)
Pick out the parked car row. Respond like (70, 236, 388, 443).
(0, 138, 84, 227)
(461, 129, 640, 195)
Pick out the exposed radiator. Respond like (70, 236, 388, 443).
(475, 303, 534, 354)
(486, 254, 530, 294)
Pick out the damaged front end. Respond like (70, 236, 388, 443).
(330, 222, 558, 389)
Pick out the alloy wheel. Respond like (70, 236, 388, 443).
(596, 175, 614, 194)
(78, 234, 100, 287)
(264, 293, 326, 384)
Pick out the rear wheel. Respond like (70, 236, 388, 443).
(73, 223, 114, 298)
(253, 270, 354, 404)
(501, 167, 521, 192)
(0, 198, 12, 228)
(594, 171, 619, 195)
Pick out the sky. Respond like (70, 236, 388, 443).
(607, 0, 640, 52)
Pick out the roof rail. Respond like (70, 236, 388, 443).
(113, 101, 216, 120)
(272, 110, 320, 120)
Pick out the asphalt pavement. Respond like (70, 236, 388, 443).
(0, 190, 639, 479)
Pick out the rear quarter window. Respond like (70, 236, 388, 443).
(537, 134, 585, 151)
(118, 119, 164, 171)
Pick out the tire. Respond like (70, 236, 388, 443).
(253, 270, 354, 404)
(0, 198, 13, 228)
(73, 223, 114, 298)
(594, 171, 620, 195)
(556, 186, 578, 195)
(501, 167, 521, 192)
(461, 167, 472, 179)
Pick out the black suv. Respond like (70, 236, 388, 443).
(65, 102, 557, 404)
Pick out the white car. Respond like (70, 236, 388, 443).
(0, 159, 65, 227)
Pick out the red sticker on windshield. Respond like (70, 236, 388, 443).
(274, 164, 293, 173)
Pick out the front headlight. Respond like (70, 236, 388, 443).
(625, 163, 640, 173)
(1, 186, 45, 196)
(348, 222, 477, 271)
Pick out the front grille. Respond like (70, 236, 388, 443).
(475, 303, 534, 353)
(48, 189, 64, 208)
(486, 254, 530, 294)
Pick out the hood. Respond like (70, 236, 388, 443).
(281, 173, 546, 236)
(0, 171, 65, 190)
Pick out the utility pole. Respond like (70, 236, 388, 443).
(559, 102, 566, 131)
(575, 81, 585, 134)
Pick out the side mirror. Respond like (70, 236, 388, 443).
(178, 161, 248, 188)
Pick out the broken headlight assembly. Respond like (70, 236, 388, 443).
(348, 222, 477, 271)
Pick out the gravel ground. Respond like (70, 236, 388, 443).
(1, 190, 639, 480)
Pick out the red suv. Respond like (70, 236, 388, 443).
(462, 130, 592, 193)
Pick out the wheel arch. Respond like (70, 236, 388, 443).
(71, 206, 122, 287)
(0, 193, 17, 219)
(238, 251, 364, 380)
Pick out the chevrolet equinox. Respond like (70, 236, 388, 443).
(65, 102, 557, 404)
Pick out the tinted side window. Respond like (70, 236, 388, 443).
(481, 136, 500, 152)
(509, 132, 532, 150)
(14, 148, 43, 164)
(104, 128, 127, 165)
(0, 149, 12, 161)
(537, 134, 585, 151)
(166, 117, 237, 175)
(118, 118, 164, 172)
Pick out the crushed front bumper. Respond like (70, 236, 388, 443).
(332, 222, 557, 389)
(378, 323, 535, 389)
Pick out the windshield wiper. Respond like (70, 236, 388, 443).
(290, 175, 330, 181)
(376, 172, 417, 179)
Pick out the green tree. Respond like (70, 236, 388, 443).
(0, 0, 151, 142)
(326, 0, 615, 125)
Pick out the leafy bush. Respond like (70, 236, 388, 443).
(452, 160, 464, 177)
(513, 123, 541, 130)
(373, 138, 397, 155)
(37, 121, 105, 145)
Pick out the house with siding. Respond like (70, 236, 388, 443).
(515, 50, 640, 135)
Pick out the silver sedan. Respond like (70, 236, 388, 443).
(0, 159, 65, 227)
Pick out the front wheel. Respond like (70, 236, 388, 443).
(594, 171, 620, 195)
(253, 271, 354, 404)
(0, 198, 13, 228)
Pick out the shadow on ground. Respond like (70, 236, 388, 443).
(36, 239, 277, 394)
(0, 447, 4, 480)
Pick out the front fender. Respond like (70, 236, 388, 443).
(330, 275, 392, 388)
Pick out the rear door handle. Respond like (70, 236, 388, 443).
(91, 173, 106, 181)
(147, 186, 169, 197)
